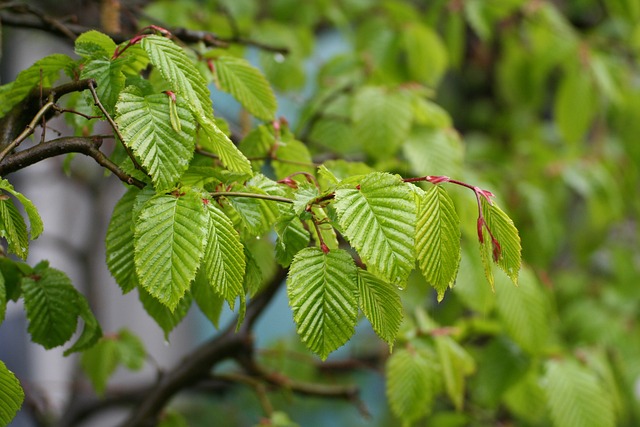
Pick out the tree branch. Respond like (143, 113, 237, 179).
(119, 268, 286, 427)
(0, 136, 145, 188)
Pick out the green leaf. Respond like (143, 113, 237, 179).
(386, 347, 441, 425)
(544, 359, 616, 427)
(402, 127, 463, 177)
(81, 337, 119, 395)
(275, 213, 310, 267)
(482, 199, 521, 285)
(272, 137, 315, 180)
(402, 22, 448, 86)
(0, 360, 24, 426)
(140, 35, 212, 117)
(202, 202, 246, 309)
(495, 267, 550, 354)
(435, 336, 476, 411)
(256, 411, 300, 427)
(158, 411, 188, 427)
(22, 264, 79, 348)
(356, 269, 402, 348)
(0, 54, 73, 118)
(134, 191, 207, 310)
(80, 57, 127, 115)
(116, 86, 196, 190)
(213, 55, 277, 121)
(192, 268, 225, 328)
(334, 172, 416, 285)
(292, 183, 320, 216)
(0, 196, 29, 260)
(555, 68, 597, 144)
(138, 287, 192, 339)
(198, 118, 253, 176)
(352, 86, 413, 159)
(115, 329, 146, 371)
(287, 248, 358, 360)
(0, 179, 44, 240)
(75, 30, 117, 58)
(64, 295, 102, 355)
(415, 185, 461, 301)
(106, 187, 139, 293)
(0, 258, 27, 302)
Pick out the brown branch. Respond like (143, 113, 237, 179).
(0, 136, 145, 188)
(0, 9, 289, 53)
(118, 268, 286, 427)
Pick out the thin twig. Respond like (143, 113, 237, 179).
(210, 191, 293, 204)
(0, 96, 55, 162)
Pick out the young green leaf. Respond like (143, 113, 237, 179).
(81, 57, 127, 115)
(115, 329, 146, 371)
(402, 22, 448, 86)
(352, 86, 413, 159)
(0, 360, 24, 426)
(0, 196, 29, 260)
(356, 269, 403, 348)
(140, 35, 212, 117)
(212, 55, 277, 121)
(0, 179, 43, 240)
(544, 359, 616, 427)
(75, 30, 117, 58)
(0, 54, 74, 118)
(481, 198, 521, 285)
(64, 295, 102, 355)
(138, 287, 192, 339)
(386, 347, 441, 426)
(291, 182, 319, 216)
(116, 86, 196, 190)
(198, 118, 253, 176)
(415, 185, 461, 301)
(192, 269, 225, 328)
(80, 337, 119, 395)
(201, 202, 246, 310)
(22, 264, 80, 348)
(134, 191, 207, 310)
(334, 172, 416, 285)
(287, 248, 358, 360)
(106, 187, 139, 293)
(275, 213, 310, 267)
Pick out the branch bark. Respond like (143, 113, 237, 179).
(118, 268, 286, 427)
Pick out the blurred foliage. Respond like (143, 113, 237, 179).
(137, 0, 640, 426)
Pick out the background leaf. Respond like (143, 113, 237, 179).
(334, 172, 416, 285)
(81, 338, 119, 395)
(352, 87, 413, 160)
(287, 248, 358, 360)
(386, 347, 441, 425)
(544, 359, 616, 427)
(138, 287, 192, 339)
(134, 191, 207, 310)
(213, 55, 277, 121)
